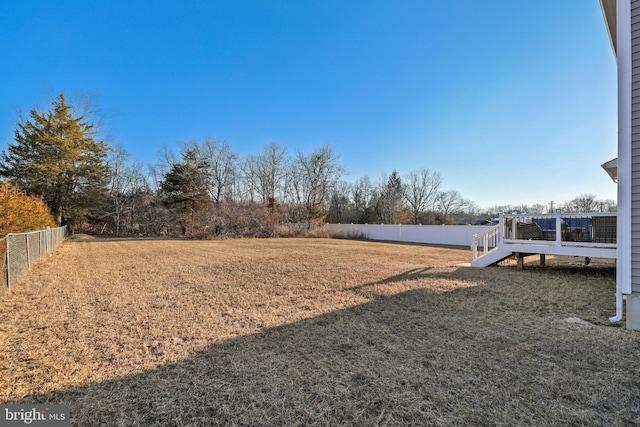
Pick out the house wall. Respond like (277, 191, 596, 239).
(631, 0, 640, 292)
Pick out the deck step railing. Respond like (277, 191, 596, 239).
(471, 223, 500, 260)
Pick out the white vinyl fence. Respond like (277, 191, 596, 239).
(1, 226, 67, 289)
(324, 223, 494, 247)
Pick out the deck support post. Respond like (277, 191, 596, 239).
(516, 253, 524, 270)
(555, 212, 563, 244)
(540, 254, 546, 266)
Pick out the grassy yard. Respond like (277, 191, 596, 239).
(0, 237, 638, 426)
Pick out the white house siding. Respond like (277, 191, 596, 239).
(632, 0, 640, 292)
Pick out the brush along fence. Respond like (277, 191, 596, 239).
(2, 226, 67, 289)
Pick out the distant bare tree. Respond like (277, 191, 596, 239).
(326, 180, 354, 223)
(403, 168, 442, 224)
(529, 204, 547, 214)
(290, 145, 344, 225)
(599, 199, 617, 212)
(107, 144, 128, 235)
(351, 176, 375, 222)
(460, 199, 480, 224)
(566, 194, 599, 213)
(483, 204, 530, 216)
(561, 194, 617, 213)
(122, 165, 156, 234)
(201, 138, 238, 205)
(436, 190, 465, 223)
(244, 142, 287, 206)
(512, 204, 531, 214)
(107, 144, 147, 236)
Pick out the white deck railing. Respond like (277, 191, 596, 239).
(472, 212, 617, 262)
(471, 223, 500, 259)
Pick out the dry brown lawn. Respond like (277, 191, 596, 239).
(0, 237, 638, 426)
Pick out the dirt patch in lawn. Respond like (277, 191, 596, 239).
(0, 238, 637, 426)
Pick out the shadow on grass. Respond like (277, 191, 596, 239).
(10, 268, 639, 426)
(346, 267, 434, 292)
(348, 238, 472, 251)
(520, 264, 616, 278)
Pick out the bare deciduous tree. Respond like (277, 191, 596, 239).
(244, 142, 287, 206)
(599, 199, 617, 212)
(436, 189, 465, 223)
(290, 145, 344, 225)
(566, 194, 599, 213)
(326, 180, 354, 223)
(107, 144, 132, 236)
(201, 138, 238, 205)
(106, 144, 159, 235)
(403, 168, 442, 224)
(352, 175, 375, 222)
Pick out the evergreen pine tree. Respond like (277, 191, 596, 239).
(0, 93, 110, 226)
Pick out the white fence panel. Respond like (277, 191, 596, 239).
(324, 224, 494, 247)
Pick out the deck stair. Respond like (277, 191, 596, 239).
(471, 246, 514, 267)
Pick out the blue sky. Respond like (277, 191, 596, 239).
(0, 1, 617, 209)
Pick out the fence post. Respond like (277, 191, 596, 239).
(25, 234, 31, 270)
(2, 238, 7, 289)
(6, 236, 11, 288)
(472, 234, 478, 259)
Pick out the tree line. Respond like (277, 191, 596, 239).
(0, 93, 618, 237)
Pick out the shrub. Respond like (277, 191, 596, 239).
(204, 202, 288, 239)
(0, 182, 56, 236)
(331, 229, 367, 240)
